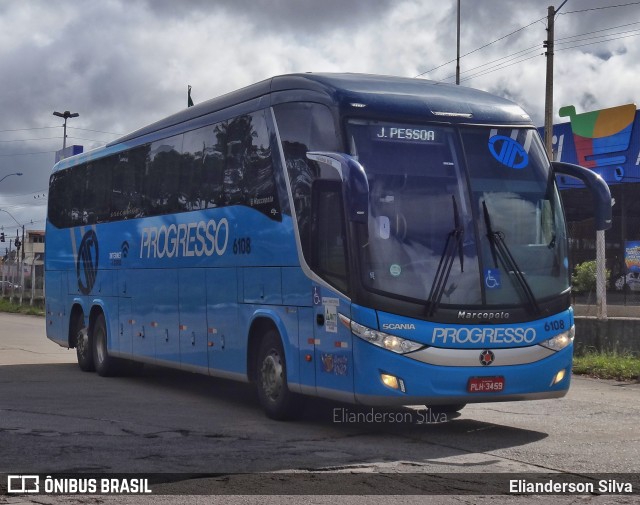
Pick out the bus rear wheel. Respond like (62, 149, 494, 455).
(92, 313, 118, 377)
(255, 330, 299, 420)
(75, 323, 95, 372)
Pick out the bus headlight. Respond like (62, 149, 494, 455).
(539, 325, 575, 351)
(339, 315, 425, 354)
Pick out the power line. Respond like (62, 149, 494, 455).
(0, 135, 106, 145)
(0, 126, 122, 136)
(561, 1, 640, 15)
(0, 126, 59, 134)
(556, 20, 640, 42)
(443, 18, 640, 84)
(415, 14, 546, 78)
(416, 2, 640, 82)
(459, 53, 541, 84)
(556, 31, 640, 51)
(0, 150, 56, 157)
(68, 127, 123, 135)
(0, 137, 63, 143)
(440, 43, 541, 82)
(556, 28, 640, 47)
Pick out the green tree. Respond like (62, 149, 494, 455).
(571, 260, 610, 293)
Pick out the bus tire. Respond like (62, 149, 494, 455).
(74, 319, 95, 372)
(255, 330, 299, 420)
(92, 312, 118, 377)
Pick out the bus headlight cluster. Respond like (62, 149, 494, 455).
(539, 325, 575, 351)
(339, 315, 425, 354)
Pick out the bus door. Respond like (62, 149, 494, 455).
(309, 178, 355, 398)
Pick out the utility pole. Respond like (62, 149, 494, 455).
(543, 1, 568, 159)
(456, 0, 461, 85)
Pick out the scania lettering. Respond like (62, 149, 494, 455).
(382, 323, 416, 331)
(45, 73, 611, 420)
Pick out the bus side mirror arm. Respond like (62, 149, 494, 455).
(552, 161, 612, 231)
(306, 152, 369, 223)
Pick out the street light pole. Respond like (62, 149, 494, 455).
(53, 110, 79, 150)
(0, 172, 23, 185)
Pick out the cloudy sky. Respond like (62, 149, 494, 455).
(0, 0, 638, 233)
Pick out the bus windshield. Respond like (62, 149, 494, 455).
(347, 120, 569, 311)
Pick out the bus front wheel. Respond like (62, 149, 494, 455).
(255, 330, 299, 420)
(92, 313, 118, 377)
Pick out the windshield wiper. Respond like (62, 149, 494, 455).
(482, 201, 540, 315)
(427, 195, 464, 317)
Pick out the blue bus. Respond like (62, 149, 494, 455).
(46, 73, 611, 419)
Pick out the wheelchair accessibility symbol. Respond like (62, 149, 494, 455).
(312, 286, 322, 306)
(485, 269, 501, 289)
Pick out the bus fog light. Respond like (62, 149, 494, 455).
(540, 325, 575, 351)
(551, 368, 566, 386)
(380, 373, 406, 392)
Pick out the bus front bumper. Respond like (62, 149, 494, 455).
(352, 338, 573, 407)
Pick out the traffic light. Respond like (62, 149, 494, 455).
(0, 233, 4, 242)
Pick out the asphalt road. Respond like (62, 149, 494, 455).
(0, 312, 638, 504)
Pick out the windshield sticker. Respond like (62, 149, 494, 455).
(389, 264, 402, 277)
(377, 216, 390, 239)
(488, 135, 529, 169)
(484, 268, 501, 289)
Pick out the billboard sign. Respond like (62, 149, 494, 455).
(542, 103, 639, 188)
(55, 144, 83, 163)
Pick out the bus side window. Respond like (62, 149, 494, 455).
(85, 158, 112, 224)
(111, 146, 147, 220)
(273, 102, 340, 261)
(244, 110, 281, 221)
(310, 180, 349, 293)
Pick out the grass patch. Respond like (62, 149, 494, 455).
(0, 298, 45, 316)
(573, 351, 640, 382)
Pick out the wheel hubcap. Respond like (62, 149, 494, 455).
(261, 351, 283, 401)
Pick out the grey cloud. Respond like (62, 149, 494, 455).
(142, 0, 397, 31)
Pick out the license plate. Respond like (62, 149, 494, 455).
(467, 376, 505, 393)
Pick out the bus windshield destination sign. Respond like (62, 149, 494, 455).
(372, 124, 441, 143)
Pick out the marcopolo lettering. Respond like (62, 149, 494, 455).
(458, 310, 510, 320)
(140, 218, 229, 259)
(432, 326, 536, 345)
